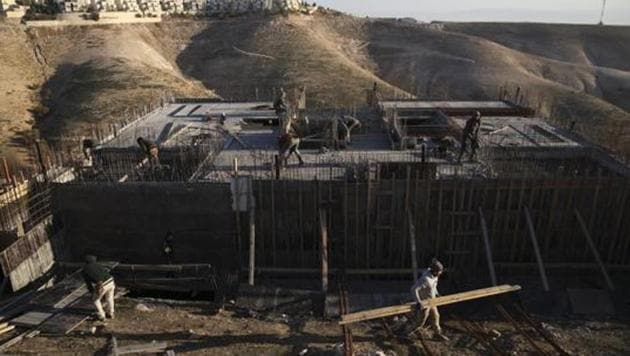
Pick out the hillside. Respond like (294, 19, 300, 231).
(1, 12, 630, 165)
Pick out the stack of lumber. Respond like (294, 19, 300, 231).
(0, 322, 15, 336)
(6, 270, 125, 336)
(339, 285, 521, 325)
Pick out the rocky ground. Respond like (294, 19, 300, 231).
(6, 296, 630, 355)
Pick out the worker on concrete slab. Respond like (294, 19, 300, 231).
(337, 115, 362, 146)
(82, 255, 115, 321)
(410, 258, 449, 341)
(278, 130, 305, 167)
(81, 138, 101, 167)
(458, 111, 482, 162)
(163, 230, 175, 264)
(137, 137, 160, 167)
(273, 88, 287, 116)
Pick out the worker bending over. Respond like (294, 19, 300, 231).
(410, 258, 449, 341)
(458, 111, 482, 162)
(82, 255, 116, 321)
(137, 137, 160, 167)
(337, 115, 362, 147)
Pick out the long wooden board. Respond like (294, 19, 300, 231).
(339, 284, 521, 325)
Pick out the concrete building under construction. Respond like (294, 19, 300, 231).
(2, 88, 629, 298)
(0, 86, 629, 352)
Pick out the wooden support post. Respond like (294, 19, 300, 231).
(524, 207, 550, 291)
(574, 209, 614, 291)
(234, 174, 242, 263)
(34, 140, 47, 182)
(408, 211, 418, 281)
(1, 158, 12, 187)
(479, 207, 497, 286)
(248, 196, 256, 286)
(107, 335, 119, 356)
(274, 155, 280, 180)
(319, 208, 329, 293)
(271, 179, 277, 265)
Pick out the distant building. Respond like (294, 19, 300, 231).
(46, 0, 311, 16)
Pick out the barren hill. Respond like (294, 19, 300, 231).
(1, 12, 629, 166)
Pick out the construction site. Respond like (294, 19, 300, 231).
(0, 81, 628, 355)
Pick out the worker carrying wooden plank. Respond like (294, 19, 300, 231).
(339, 285, 522, 326)
(82, 255, 116, 322)
(410, 258, 449, 341)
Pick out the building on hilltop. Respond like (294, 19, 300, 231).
(48, 0, 311, 16)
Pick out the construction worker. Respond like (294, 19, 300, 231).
(163, 230, 175, 264)
(458, 111, 482, 162)
(278, 130, 304, 167)
(82, 255, 115, 321)
(136, 137, 160, 167)
(410, 258, 449, 341)
(273, 88, 287, 116)
(337, 115, 362, 146)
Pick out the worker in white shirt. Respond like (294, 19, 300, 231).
(410, 258, 449, 341)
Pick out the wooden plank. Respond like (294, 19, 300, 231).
(524, 207, 550, 291)
(248, 207, 255, 286)
(11, 311, 53, 327)
(479, 207, 497, 286)
(271, 179, 276, 266)
(408, 211, 418, 281)
(38, 312, 90, 335)
(319, 208, 329, 294)
(421, 285, 521, 309)
(0, 325, 15, 335)
(339, 285, 521, 325)
(0, 329, 40, 352)
(574, 210, 615, 291)
(117, 341, 168, 355)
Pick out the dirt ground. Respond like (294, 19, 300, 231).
(6, 297, 630, 355)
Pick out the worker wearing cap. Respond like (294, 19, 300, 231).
(410, 258, 449, 341)
(82, 255, 115, 321)
(458, 111, 482, 162)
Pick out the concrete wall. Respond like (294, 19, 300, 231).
(53, 183, 238, 269)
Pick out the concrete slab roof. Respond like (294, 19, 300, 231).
(380, 101, 515, 110)
(103, 102, 276, 148)
(453, 116, 582, 149)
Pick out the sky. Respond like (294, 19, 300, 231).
(315, 0, 630, 25)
